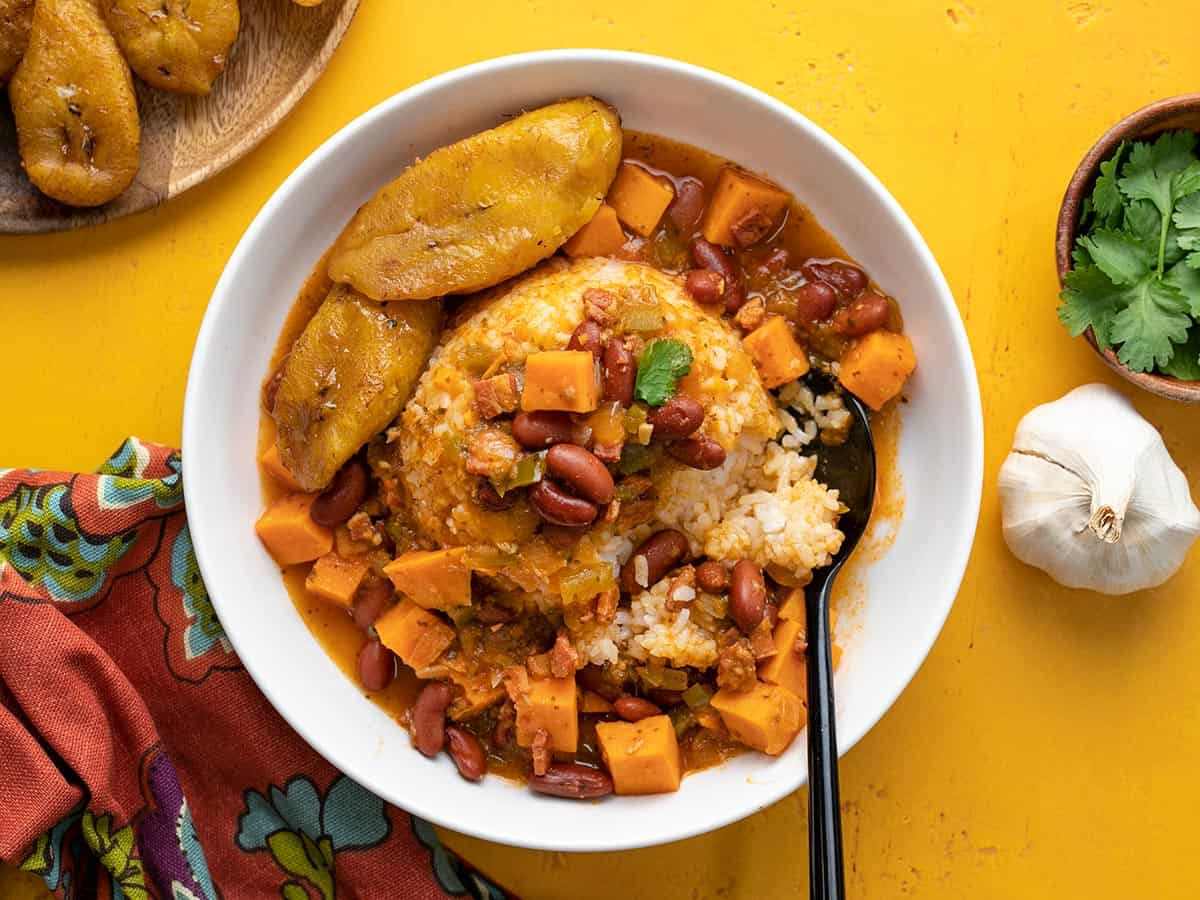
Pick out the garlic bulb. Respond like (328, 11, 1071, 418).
(998, 383, 1200, 595)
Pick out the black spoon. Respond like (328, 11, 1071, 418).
(802, 373, 876, 900)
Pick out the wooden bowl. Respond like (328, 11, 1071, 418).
(1055, 94, 1200, 403)
(0, 0, 359, 234)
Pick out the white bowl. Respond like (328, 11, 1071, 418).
(184, 50, 983, 852)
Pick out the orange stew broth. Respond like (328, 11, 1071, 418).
(258, 131, 905, 781)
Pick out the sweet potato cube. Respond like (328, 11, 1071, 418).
(375, 598, 455, 670)
(448, 671, 507, 721)
(255, 493, 333, 566)
(259, 442, 304, 492)
(506, 672, 578, 753)
(778, 587, 805, 622)
(305, 553, 369, 609)
(710, 681, 804, 755)
(757, 618, 808, 704)
(606, 162, 675, 237)
(563, 203, 627, 258)
(838, 331, 916, 411)
(596, 715, 682, 795)
(521, 350, 601, 413)
(701, 166, 791, 248)
(743, 316, 810, 388)
(383, 547, 471, 610)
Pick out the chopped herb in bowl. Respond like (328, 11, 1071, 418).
(1059, 131, 1200, 380)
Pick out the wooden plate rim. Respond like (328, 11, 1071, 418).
(0, 0, 360, 236)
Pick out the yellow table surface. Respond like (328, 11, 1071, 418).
(3, 2, 1199, 898)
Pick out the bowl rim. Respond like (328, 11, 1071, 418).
(183, 48, 984, 850)
(1054, 93, 1200, 403)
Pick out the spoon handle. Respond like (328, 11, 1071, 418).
(805, 571, 845, 900)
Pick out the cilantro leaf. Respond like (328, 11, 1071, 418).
(1124, 199, 1161, 251)
(1174, 160, 1200, 200)
(1120, 138, 1175, 217)
(1164, 260, 1200, 317)
(1078, 229, 1152, 284)
(1172, 192, 1200, 268)
(1057, 266, 1130, 350)
(1091, 142, 1126, 225)
(1160, 326, 1200, 381)
(1109, 276, 1192, 372)
(1117, 133, 1200, 273)
(634, 339, 693, 406)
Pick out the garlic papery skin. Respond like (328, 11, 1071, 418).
(998, 383, 1200, 595)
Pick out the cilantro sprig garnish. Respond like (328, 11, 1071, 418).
(1059, 131, 1200, 377)
(634, 339, 693, 406)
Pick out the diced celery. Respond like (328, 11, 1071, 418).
(446, 606, 475, 627)
(638, 666, 689, 691)
(618, 443, 655, 475)
(464, 546, 517, 573)
(669, 705, 697, 737)
(623, 404, 648, 435)
(682, 683, 712, 708)
(560, 562, 615, 606)
(621, 307, 665, 332)
(491, 451, 546, 496)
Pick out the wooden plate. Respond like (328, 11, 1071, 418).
(0, 0, 360, 234)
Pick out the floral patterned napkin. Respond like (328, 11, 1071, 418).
(0, 439, 508, 900)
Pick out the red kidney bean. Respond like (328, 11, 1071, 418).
(695, 560, 730, 593)
(475, 479, 517, 511)
(684, 269, 725, 305)
(690, 237, 744, 313)
(512, 411, 576, 449)
(530, 763, 614, 800)
(667, 437, 727, 470)
(649, 689, 685, 707)
(542, 523, 585, 551)
(528, 479, 598, 527)
(667, 177, 706, 231)
(411, 682, 453, 757)
(567, 320, 604, 357)
(356, 638, 395, 692)
(620, 529, 689, 594)
(310, 459, 368, 527)
(646, 396, 704, 439)
(832, 290, 891, 336)
(546, 444, 614, 505)
(613, 695, 662, 722)
(793, 281, 838, 322)
(802, 260, 868, 299)
(729, 560, 767, 632)
(352, 577, 395, 631)
(445, 726, 487, 782)
(601, 339, 636, 406)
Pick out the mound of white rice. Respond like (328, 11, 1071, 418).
(574, 572, 720, 670)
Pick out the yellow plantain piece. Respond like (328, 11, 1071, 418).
(274, 284, 443, 492)
(0, 0, 33, 85)
(328, 97, 623, 302)
(9, 0, 140, 207)
(102, 0, 239, 96)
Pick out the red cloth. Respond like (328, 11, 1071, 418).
(0, 439, 501, 899)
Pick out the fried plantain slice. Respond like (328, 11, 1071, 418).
(0, 0, 33, 85)
(328, 97, 623, 302)
(274, 284, 443, 491)
(8, 0, 140, 207)
(102, 0, 239, 95)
